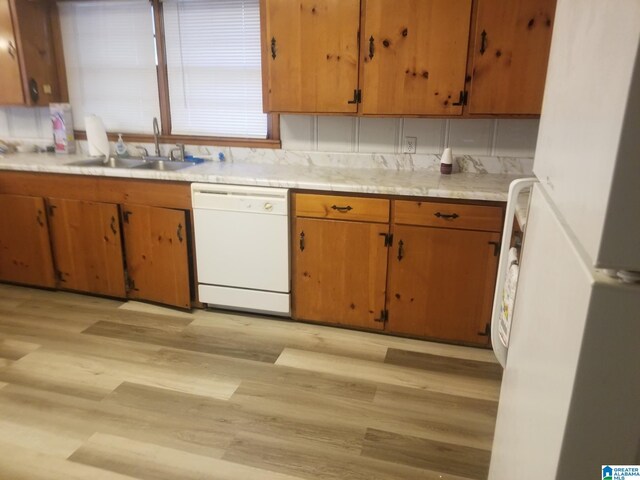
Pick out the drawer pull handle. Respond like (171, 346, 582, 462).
(299, 231, 305, 251)
(434, 212, 459, 220)
(110, 216, 117, 234)
(368, 36, 375, 60)
(480, 29, 488, 55)
(177, 223, 184, 243)
(36, 209, 44, 227)
(331, 205, 353, 213)
(397, 240, 404, 261)
(271, 37, 277, 59)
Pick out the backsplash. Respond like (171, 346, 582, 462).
(1, 107, 537, 170)
(281, 115, 539, 158)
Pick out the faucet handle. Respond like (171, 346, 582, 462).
(170, 143, 186, 162)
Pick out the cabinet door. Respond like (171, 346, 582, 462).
(48, 198, 126, 297)
(0, 0, 24, 104)
(122, 205, 190, 309)
(468, 0, 556, 114)
(263, 0, 360, 113)
(293, 218, 388, 330)
(0, 194, 55, 287)
(387, 225, 500, 345)
(360, 0, 472, 115)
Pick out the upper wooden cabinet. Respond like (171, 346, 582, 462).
(0, 0, 62, 106)
(261, 0, 555, 116)
(467, 0, 556, 114)
(360, 0, 472, 115)
(262, 0, 360, 113)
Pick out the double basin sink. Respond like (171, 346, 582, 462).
(66, 156, 195, 171)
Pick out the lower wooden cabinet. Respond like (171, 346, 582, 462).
(386, 225, 500, 345)
(0, 193, 55, 287)
(293, 217, 388, 330)
(122, 204, 191, 309)
(292, 192, 504, 346)
(47, 198, 126, 297)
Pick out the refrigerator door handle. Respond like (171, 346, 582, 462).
(491, 177, 539, 367)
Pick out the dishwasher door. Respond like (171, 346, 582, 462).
(191, 183, 290, 315)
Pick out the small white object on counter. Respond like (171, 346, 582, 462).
(85, 115, 110, 158)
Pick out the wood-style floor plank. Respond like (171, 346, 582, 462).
(0, 284, 502, 479)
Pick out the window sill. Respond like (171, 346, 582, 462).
(74, 131, 281, 149)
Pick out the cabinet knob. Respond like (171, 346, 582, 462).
(264, 202, 273, 211)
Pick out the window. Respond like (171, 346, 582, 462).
(58, 0, 270, 141)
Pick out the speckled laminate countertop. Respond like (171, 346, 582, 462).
(0, 152, 533, 203)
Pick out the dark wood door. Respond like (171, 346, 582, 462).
(387, 225, 500, 345)
(468, 0, 556, 114)
(122, 205, 190, 309)
(0, 0, 24, 104)
(360, 0, 472, 115)
(293, 217, 388, 329)
(0, 194, 55, 287)
(47, 198, 126, 297)
(263, 0, 360, 113)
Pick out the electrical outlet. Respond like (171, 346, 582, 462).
(403, 136, 417, 154)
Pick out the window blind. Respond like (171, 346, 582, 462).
(163, 0, 267, 138)
(58, 1, 160, 133)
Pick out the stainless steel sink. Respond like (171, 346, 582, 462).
(66, 157, 149, 169)
(135, 160, 195, 171)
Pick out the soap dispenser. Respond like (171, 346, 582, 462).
(115, 134, 127, 156)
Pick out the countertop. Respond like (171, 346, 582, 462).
(0, 152, 531, 202)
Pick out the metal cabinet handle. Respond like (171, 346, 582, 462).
(7, 41, 16, 59)
(36, 209, 44, 227)
(397, 240, 404, 261)
(331, 205, 353, 212)
(177, 223, 183, 243)
(368, 36, 375, 59)
(110, 216, 117, 234)
(271, 37, 277, 59)
(434, 212, 459, 220)
(299, 231, 305, 251)
(480, 29, 488, 55)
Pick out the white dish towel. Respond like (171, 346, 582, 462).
(498, 247, 519, 348)
(85, 115, 110, 158)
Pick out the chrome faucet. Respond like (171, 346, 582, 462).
(152, 117, 161, 156)
(170, 144, 186, 162)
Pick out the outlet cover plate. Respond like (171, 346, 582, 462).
(403, 136, 417, 154)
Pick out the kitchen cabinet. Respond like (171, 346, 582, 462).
(262, 0, 360, 113)
(467, 0, 556, 114)
(292, 194, 389, 329)
(292, 193, 504, 346)
(0, 0, 61, 106)
(47, 198, 126, 298)
(261, 0, 555, 116)
(360, 0, 472, 115)
(122, 204, 191, 309)
(387, 201, 502, 345)
(0, 193, 55, 288)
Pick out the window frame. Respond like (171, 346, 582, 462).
(55, 0, 280, 148)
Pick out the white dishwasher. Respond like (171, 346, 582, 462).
(191, 183, 290, 315)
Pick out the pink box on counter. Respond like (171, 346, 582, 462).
(50, 103, 76, 154)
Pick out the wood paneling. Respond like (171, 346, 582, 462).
(360, 0, 473, 115)
(0, 0, 23, 104)
(47, 198, 126, 298)
(386, 225, 500, 345)
(468, 0, 556, 114)
(263, 0, 360, 113)
(293, 217, 388, 329)
(394, 200, 504, 232)
(122, 205, 190, 309)
(0, 194, 55, 287)
(295, 193, 390, 223)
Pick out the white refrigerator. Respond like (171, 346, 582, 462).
(488, 1, 640, 479)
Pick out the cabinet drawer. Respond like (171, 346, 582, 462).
(394, 201, 503, 232)
(295, 194, 390, 223)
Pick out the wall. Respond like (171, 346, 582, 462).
(1, 107, 539, 159)
(0, 107, 52, 143)
(281, 115, 539, 158)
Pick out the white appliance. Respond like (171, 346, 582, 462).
(191, 183, 290, 315)
(488, 1, 640, 479)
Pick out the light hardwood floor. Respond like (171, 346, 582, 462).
(0, 284, 502, 480)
